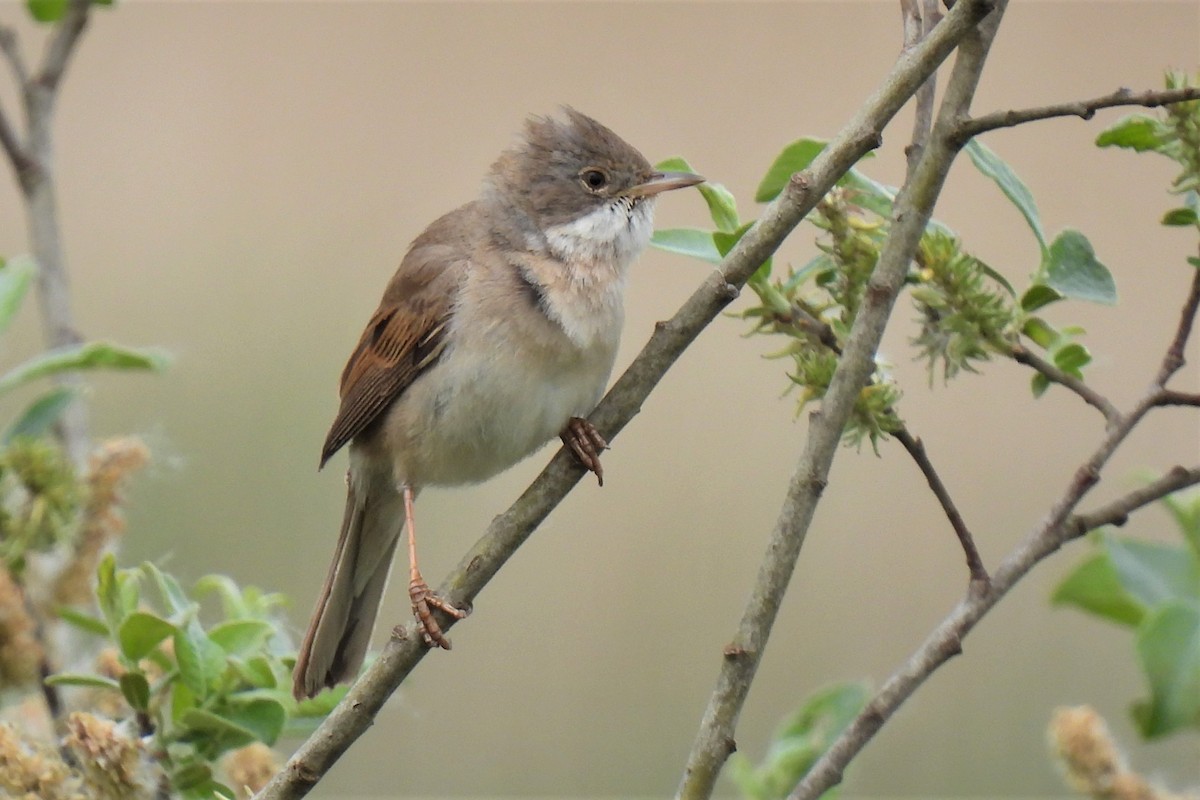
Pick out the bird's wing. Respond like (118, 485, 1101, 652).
(319, 245, 460, 468)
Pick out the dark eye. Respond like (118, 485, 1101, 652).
(580, 168, 609, 191)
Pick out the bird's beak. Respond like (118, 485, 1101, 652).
(623, 170, 705, 198)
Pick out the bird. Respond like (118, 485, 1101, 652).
(292, 108, 703, 700)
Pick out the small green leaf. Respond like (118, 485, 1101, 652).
(1189, 256, 1200, 270)
(96, 554, 122, 634)
(838, 167, 896, 219)
(1158, 488, 1200, 558)
(1020, 284, 1064, 312)
(55, 606, 110, 636)
(222, 696, 287, 746)
(1044, 229, 1117, 305)
(119, 671, 151, 711)
(699, 182, 740, 233)
(142, 562, 192, 618)
(1053, 343, 1092, 376)
(171, 761, 215, 792)
(756, 138, 827, 203)
(1095, 114, 1168, 153)
(208, 619, 273, 657)
(649, 228, 723, 264)
(3, 387, 79, 444)
(1051, 551, 1146, 627)
(194, 574, 250, 619)
(975, 259, 1017, 297)
(230, 655, 277, 689)
(964, 139, 1047, 255)
(1109, 537, 1200, 608)
(293, 682, 351, 719)
(714, 222, 771, 284)
(0, 256, 35, 337)
(180, 708, 256, 747)
(1162, 207, 1199, 227)
(1133, 602, 1200, 737)
(174, 620, 227, 700)
(1022, 317, 1057, 349)
(118, 611, 176, 662)
(26, 0, 67, 23)
(44, 673, 121, 691)
(0, 342, 169, 397)
(1031, 372, 1050, 398)
(655, 156, 695, 174)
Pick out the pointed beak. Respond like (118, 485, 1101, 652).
(623, 170, 705, 199)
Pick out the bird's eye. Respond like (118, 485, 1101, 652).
(580, 169, 609, 191)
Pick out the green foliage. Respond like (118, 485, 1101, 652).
(1097, 72, 1200, 232)
(53, 555, 344, 798)
(0, 437, 79, 574)
(1053, 485, 1200, 738)
(727, 682, 868, 800)
(25, 0, 113, 24)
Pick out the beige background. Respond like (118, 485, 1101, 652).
(2, 1, 1199, 797)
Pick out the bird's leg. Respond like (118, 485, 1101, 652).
(403, 483, 466, 649)
(560, 417, 608, 487)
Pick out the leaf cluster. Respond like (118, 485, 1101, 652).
(51, 556, 345, 799)
(1054, 486, 1200, 738)
(727, 683, 868, 800)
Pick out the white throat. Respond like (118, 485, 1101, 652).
(543, 198, 656, 272)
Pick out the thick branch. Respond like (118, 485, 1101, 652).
(1008, 342, 1121, 424)
(956, 86, 1200, 140)
(254, 3, 997, 799)
(677, 3, 1002, 797)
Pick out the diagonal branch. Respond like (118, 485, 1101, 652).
(1154, 258, 1200, 386)
(254, 3, 998, 799)
(956, 85, 1200, 141)
(678, 3, 1003, 797)
(1007, 342, 1121, 424)
(0, 26, 29, 178)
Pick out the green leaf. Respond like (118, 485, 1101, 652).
(655, 156, 695, 174)
(0, 342, 169, 397)
(1159, 488, 1200, 557)
(293, 682, 350, 719)
(96, 554, 122, 634)
(230, 655, 277, 689)
(118, 611, 176, 662)
(26, 0, 67, 23)
(715, 222, 772, 284)
(649, 228, 723, 264)
(964, 139, 1047, 255)
(171, 761, 214, 792)
(1052, 551, 1146, 627)
(0, 256, 35, 337)
(1133, 601, 1200, 737)
(1053, 342, 1092, 376)
(222, 696, 287, 746)
(1022, 317, 1057, 349)
(1189, 256, 1200, 270)
(1096, 114, 1168, 153)
(142, 562, 192, 618)
(756, 138, 827, 203)
(1020, 284, 1063, 312)
(1108, 536, 1200, 608)
(174, 620, 227, 700)
(208, 619, 273, 657)
(119, 671, 151, 711)
(194, 574, 250, 619)
(838, 167, 896, 219)
(1044, 229, 1117, 305)
(699, 182, 740, 234)
(55, 606, 109, 636)
(44, 673, 121, 691)
(1162, 207, 1199, 227)
(975, 259, 1017, 297)
(1030, 372, 1050, 398)
(3, 387, 79, 444)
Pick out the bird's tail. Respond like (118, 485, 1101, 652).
(292, 480, 403, 700)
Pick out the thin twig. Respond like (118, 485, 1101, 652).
(253, 4, 998, 800)
(956, 86, 1200, 141)
(789, 252, 1200, 800)
(1154, 259, 1200, 386)
(1008, 342, 1122, 424)
(903, 0, 941, 173)
(0, 26, 28, 176)
(893, 427, 987, 583)
(37, 0, 90, 91)
(1153, 389, 1200, 407)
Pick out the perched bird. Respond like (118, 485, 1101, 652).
(292, 109, 703, 700)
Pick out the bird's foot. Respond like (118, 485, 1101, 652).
(560, 416, 608, 486)
(408, 575, 468, 649)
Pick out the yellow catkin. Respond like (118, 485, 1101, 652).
(0, 721, 81, 800)
(53, 438, 149, 607)
(63, 712, 156, 800)
(222, 742, 281, 799)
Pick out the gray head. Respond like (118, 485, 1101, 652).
(486, 108, 703, 234)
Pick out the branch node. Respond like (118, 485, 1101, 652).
(722, 643, 750, 659)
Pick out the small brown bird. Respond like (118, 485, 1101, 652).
(292, 109, 702, 700)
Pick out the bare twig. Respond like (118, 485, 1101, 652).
(1153, 389, 1200, 408)
(893, 428, 987, 583)
(37, 0, 90, 91)
(903, 0, 942, 173)
(253, 4, 998, 800)
(956, 85, 1200, 141)
(789, 253, 1200, 800)
(1008, 342, 1121, 424)
(0, 26, 29, 178)
(1154, 259, 1200, 385)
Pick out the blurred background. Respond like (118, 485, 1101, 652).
(1, 1, 1198, 797)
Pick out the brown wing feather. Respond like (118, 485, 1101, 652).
(319, 255, 461, 467)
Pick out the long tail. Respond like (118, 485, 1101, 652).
(293, 480, 403, 700)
